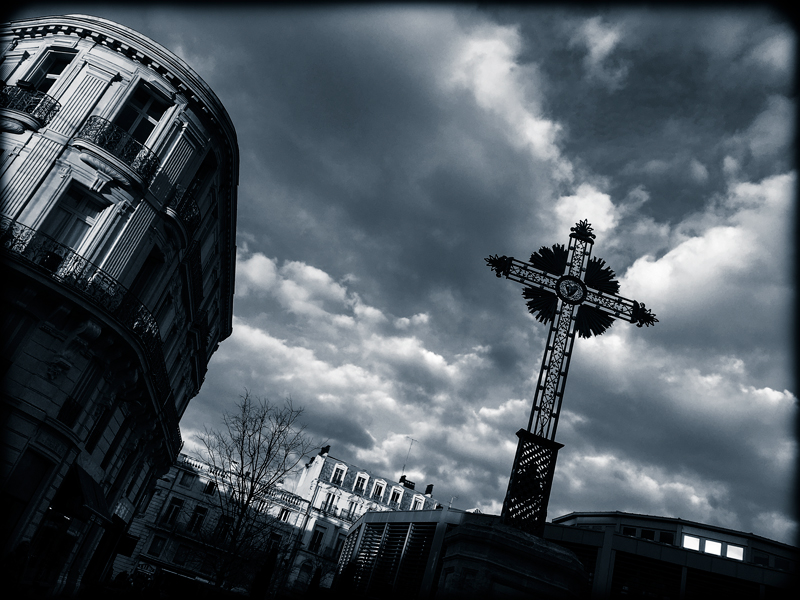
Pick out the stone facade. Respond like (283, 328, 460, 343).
(0, 14, 237, 597)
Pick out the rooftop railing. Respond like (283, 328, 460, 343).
(0, 83, 61, 127)
(73, 115, 160, 185)
(0, 216, 182, 456)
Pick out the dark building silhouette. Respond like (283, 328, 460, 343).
(1, 14, 237, 596)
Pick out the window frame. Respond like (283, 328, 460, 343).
(353, 472, 368, 495)
(22, 46, 79, 97)
(371, 480, 385, 502)
(389, 487, 403, 506)
(109, 78, 176, 152)
(330, 464, 347, 486)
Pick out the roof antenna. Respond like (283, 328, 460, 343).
(401, 436, 417, 476)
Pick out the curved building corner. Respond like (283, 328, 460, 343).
(0, 13, 237, 597)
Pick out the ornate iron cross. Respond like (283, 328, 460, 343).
(485, 220, 657, 536)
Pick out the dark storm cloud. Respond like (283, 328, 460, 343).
(11, 4, 795, 543)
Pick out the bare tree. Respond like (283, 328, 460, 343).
(195, 391, 315, 590)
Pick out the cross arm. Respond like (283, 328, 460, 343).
(485, 255, 558, 293)
(583, 289, 658, 328)
(486, 254, 658, 328)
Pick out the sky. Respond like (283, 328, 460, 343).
(10, 4, 797, 545)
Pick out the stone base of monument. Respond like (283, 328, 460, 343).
(436, 514, 588, 599)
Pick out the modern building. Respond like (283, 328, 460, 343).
(336, 509, 798, 599)
(0, 13, 237, 597)
(544, 511, 798, 599)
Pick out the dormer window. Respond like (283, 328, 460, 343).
(389, 487, 403, 507)
(331, 464, 346, 486)
(114, 84, 170, 146)
(353, 473, 367, 495)
(412, 496, 424, 510)
(371, 480, 385, 501)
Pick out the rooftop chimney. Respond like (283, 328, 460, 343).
(319, 445, 330, 456)
(399, 475, 415, 490)
(425, 484, 434, 496)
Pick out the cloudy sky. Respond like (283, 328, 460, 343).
(13, 4, 796, 544)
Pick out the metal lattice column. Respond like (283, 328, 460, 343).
(501, 429, 564, 536)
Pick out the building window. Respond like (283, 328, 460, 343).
(161, 497, 184, 525)
(202, 480, 217, 495)
(659, 532, 675, 545)
(39, 186, 106, 252)
(354, 475, 367, 495)
(322, 492, 336, 513)
(278, 508, 291, 522)
(640, 529, 655, 540)
(371, 481, 385, 501)
(214, 515, 233, 541)
(114, 83, 170, 145)
(334, 533, 346, 558)
(27, 48, 77, 94)
(187, 506, 207, 533)
(309, 526, 326, 554)
(173, 544, 190, 565)
(146, 535, 166, 557)
(621, 526, 636, 537)
(726, 545, 744, 560)
(753, 552, 769, 566)
(390, 488, 402, 506)
(412, 497, 424, 511)
(703, 539, 722, 556)
(682, 535, 700, 551)
(347, 500, 357, 519)
(331, 465, 346, 486)
(178, 471, 195, 487)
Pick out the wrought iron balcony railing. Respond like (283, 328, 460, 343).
(0, 84, 61, 128)
(73, 115, 160, 185)
(0, 216, 182, 456)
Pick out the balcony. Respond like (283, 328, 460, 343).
(0, 83, 61, 131)
(0, 217, 181, 457)
(73, 116, 159, 186)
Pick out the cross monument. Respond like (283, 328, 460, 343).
(485, 220, 657, 536)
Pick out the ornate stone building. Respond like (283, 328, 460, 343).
(0, 14, 237, 596)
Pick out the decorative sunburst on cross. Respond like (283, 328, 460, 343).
(485, 219, 657, 536)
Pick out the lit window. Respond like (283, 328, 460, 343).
(682, 535, 700, 551)
(331, 465, 346, 486)
(704, 540, 722, 555)
(726, 545, 744, 560)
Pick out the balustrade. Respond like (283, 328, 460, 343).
(73, 115, 160, 185)
(1, 216, 182, 456)
(0, 84, 61, 127)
